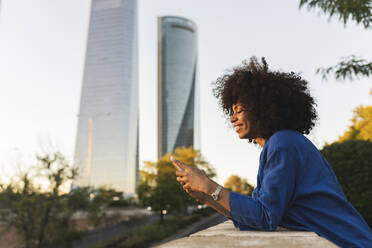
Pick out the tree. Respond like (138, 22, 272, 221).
(0, 152, 80, 248)
(299, 0, 372, 80)
(338, 105, 372, 142)
(0, 153, 136, 247)
(137, 147, 216, 221)
(137, 159, 187, 221)
(224, 175, 254, 196)
(321, 140, 372, 227)
(338, 90, 372, 141)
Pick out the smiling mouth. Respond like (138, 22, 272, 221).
(235, 124, 243, 132)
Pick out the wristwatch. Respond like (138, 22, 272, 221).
(211, 185, 222, 201)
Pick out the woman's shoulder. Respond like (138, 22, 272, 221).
(265, 130, 312, 152)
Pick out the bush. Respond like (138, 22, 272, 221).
(108, 199, 129, 208)
(191, 206, 215, 217)
(117, 215, 200, 248)
(321, 140, 372, 227)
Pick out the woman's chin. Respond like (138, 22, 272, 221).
(238, 131, 250, 139)
(238, 132, 246, 139)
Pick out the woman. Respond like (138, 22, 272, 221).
(172, 57, 372, 247)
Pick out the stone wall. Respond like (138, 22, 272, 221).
(158, 220, 338, 248)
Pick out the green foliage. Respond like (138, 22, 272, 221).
(137, 147, 216, 219)
(137, 158, 188, 219)
(224, 175, 254, 196)
(339, 105, 372, 141)
(116, 211, 210, 248)
(316, 55, 372, 81)
(321, 140, 372, 227)
(67, 187, 91, 211)
(299, 0, 372, 28)
(299, 0, 372, 81)
(191, 206, 215, 216)
(0, 152, 81, 248)
(0, 152, 130, 248)
(107, 199, 130, 208)
(70, 186, 133, 227)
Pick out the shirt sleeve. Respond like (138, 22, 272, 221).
(229, 148, 297, 231)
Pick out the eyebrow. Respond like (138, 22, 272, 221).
(233, 105, 242, 110)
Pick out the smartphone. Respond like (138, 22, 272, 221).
(170, 156, 185, 171)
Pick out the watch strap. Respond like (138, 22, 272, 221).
(211, 185, 222, 201)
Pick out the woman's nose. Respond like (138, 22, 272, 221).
(230, 115, 237, 123)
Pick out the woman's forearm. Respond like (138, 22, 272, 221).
(202, 193, 231, 218)
(205, 179, 231, 212)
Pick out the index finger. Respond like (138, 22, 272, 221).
(176, 171, 187, 176)
(170, 156, 185, 171)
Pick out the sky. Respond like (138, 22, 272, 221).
(0, 0, 371, 186)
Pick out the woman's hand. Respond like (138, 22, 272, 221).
(171, 157, 214, 194)
(186, 190, 207, 203)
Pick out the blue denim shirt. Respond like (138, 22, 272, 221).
(229, 130, 372, 247)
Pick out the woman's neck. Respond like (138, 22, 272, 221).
(254, 138, 266, 148)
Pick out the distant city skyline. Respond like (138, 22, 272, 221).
(73, 0, 139, 194)
(157, 16, 200, 158)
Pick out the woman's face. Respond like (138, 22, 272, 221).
(230, 103, 251, 139)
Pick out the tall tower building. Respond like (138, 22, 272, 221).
(158, 16, 200, 158)
(74, 0, 138, 194)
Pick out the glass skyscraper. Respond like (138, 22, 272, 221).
(158, 16, 200, 158)
(74, 0, 138, 194)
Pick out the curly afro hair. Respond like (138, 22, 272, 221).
(213, 57, 318, 142)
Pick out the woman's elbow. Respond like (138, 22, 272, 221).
(260, 213, 280, 231)
(261, 223, 277, 231)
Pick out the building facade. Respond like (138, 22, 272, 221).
(74, 0, 139, 194)
(158, 16, 200, 158)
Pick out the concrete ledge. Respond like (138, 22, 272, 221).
(158, 220, 338, 248)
